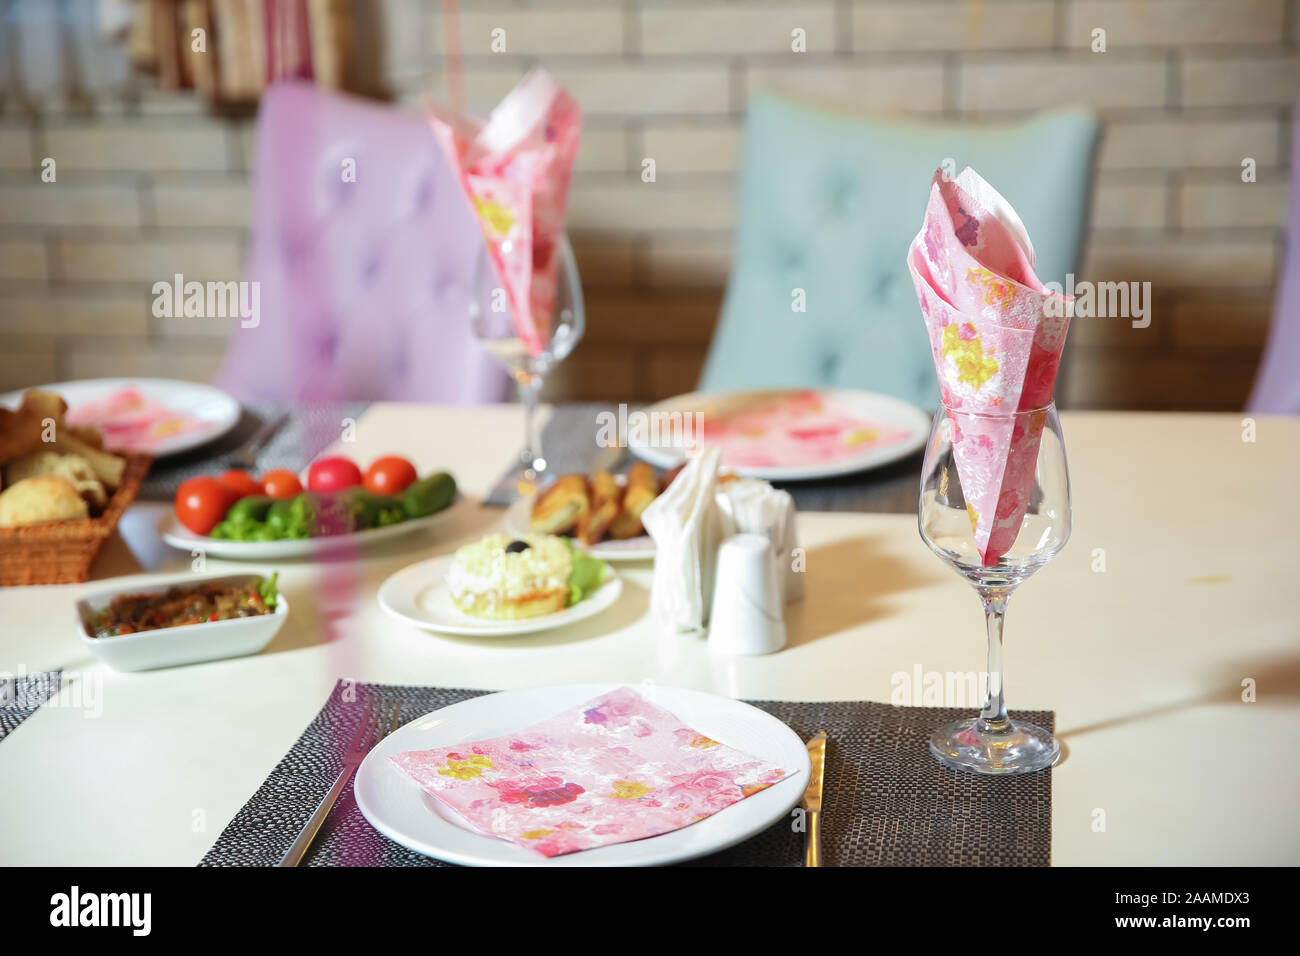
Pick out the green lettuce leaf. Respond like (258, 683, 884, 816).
(258, 572, 280, 610)
(565, 543, 607, 606)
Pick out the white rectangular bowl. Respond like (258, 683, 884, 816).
(77, 573, 289, 672)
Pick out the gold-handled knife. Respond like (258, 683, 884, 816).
(802, 731, 827, 867)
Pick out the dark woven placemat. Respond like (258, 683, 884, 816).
(200, 681, 1053, 867)
(137, 402, 371, 501)
(0, 670, 62, 743)
(484, 403, 923, 514)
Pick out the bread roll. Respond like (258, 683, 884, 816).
(3, 451, 108, 508)
(0, 476, 89, 526)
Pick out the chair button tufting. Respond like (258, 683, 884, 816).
(775, 243, 802, 276)
(316, 331, 339, 362)
(819, 351, 841, 381)
(874, 273, 896, 301)
(281, 232, 313, 270)
(360, 251, 383, 287)
(827, 178, 857, 218)
(432, 274, 459, 302)
(411, 173, 435, 215)
(390, 349, 409, 379)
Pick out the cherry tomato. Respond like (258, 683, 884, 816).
(174, 477, 232, 535)
(307, 456, 362, 494)
(364, 456, 418, 495)
(217, 468, 263, 500)
(261, 468, 303, 499)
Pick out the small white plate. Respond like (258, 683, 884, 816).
(504, 496, 655, 562)
(0, 377, 241, 458)
(377, 554, 622, 637)
(159, 505, 457, 560)
(628, 387, 930, 482)
(77, 573, 288, 672)
(354, 683, 811, 866)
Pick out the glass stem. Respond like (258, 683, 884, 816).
(518, 376, 544, 478)
(977, 587, 1011, 733)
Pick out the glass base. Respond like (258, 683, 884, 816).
(929, 717, 1059, 775)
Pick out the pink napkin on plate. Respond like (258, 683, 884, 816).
(389, 686, 794, 858)
(427, 68, 582, 358)
(698, 389, 912, 468)
(65, 386, 207, 452)
(907, 167, 1073, 565)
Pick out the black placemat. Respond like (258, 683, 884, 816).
(0, 670, 62, 743)
(200, 681, 1053, 867)
(484, 403, 923, 514)
(137, 402, 371, 501)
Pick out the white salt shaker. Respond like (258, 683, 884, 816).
(707, 533, 786, 656)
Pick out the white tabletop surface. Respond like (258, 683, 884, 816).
(0, 404, 1296, 866)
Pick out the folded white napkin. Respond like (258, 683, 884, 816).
(716, 479, 804, 605)
(641, 447, 724, 633)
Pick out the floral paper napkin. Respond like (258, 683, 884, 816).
(907, 167, 1073, 564)
(427, 68, 582, 358)
(389, 686, 794, 858)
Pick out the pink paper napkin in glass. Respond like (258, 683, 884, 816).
(427, 68, 582, 358)
(906, 167, 1074, 565)
(389, 686, 794, 858)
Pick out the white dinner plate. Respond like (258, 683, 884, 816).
(159, 504, 457, 560)
(0, 377, 241, 458)
(377, 554, 622, 637)
(504, 496, 655, 562)
(354, 683, 811, 866)
(628, 387, 931, 481)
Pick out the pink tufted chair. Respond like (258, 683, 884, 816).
(217, 82, 510, 404)
(1247, 97, 1300, 414)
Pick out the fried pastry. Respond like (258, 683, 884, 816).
(578, 471, 622, 545)
(608, 462, 659, 540)
(530, 473, 589, 535)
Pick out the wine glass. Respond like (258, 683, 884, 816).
(917, 403, 1071, 774)
(469, 235, 584, 498)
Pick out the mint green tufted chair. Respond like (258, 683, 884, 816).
(699, 94, 1100, 409)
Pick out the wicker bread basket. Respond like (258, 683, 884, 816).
(0, 453, 151, 586)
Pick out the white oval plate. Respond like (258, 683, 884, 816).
(159, 505, 457, 560)
(354, 683, 811, 866)
(628, 387, 930, 482)
(0, 377, 240, 458)
(378, 553, 622, 637)
(504, 496, 655, 562)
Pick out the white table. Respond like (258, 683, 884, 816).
(1, 405, 1296, 865)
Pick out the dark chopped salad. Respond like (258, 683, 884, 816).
(89, 574, 279, 638)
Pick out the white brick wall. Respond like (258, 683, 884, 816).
(0, 0, 1293, 411)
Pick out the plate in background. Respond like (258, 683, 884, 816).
(0, 378, 240, 458)
(504, 495, 655, 562)
(627, 388, 930, 482)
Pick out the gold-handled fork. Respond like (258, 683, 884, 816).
(279, 700, 402, 867)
